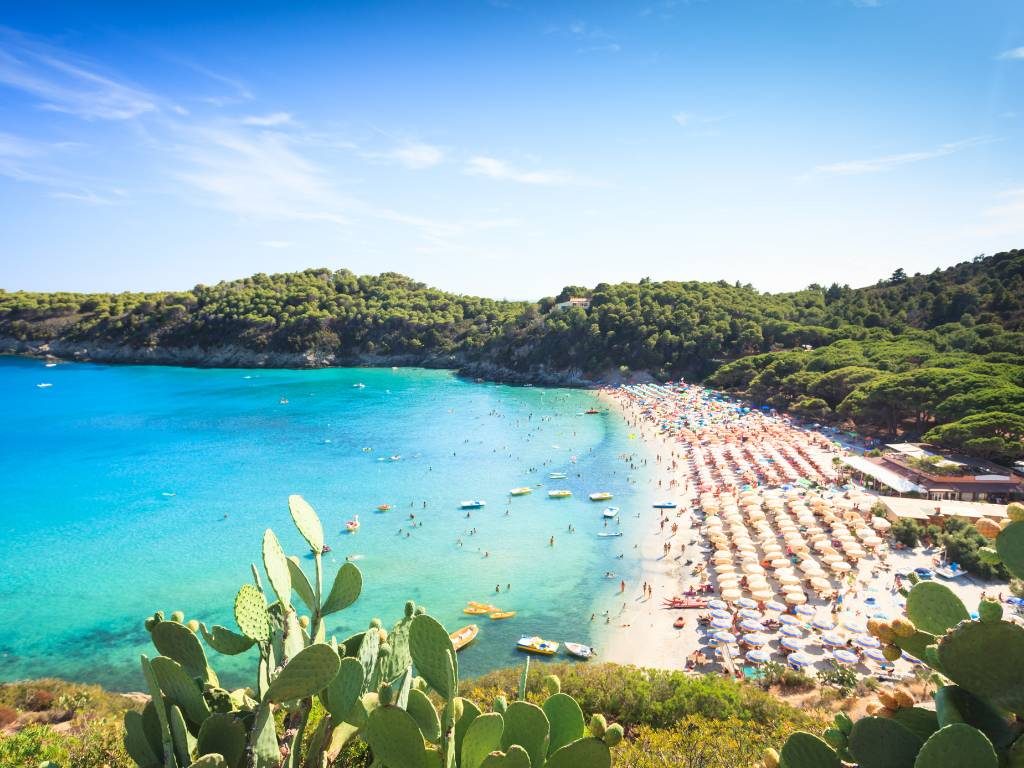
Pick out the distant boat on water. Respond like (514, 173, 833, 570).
(460, 500, 486, 509)
(548, 471, 567, 479)
(36, 383, 52, 388)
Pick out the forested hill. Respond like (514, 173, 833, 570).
(2, 250, 1023, 459)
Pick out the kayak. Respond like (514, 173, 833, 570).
(450, 624, 479, 651)
(490, 611, 517, 620)
(463, 606, 490, 615)
(548, 472, 568, 480)
(597, 532, 623, 538)
(517, 636, 559, 655)
(564, 642, 595, 659)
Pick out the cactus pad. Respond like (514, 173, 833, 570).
(938, 619, 1024, 715)
(286, 557, 317, 614)
(409, 614, 457, 700)
(847, 716, 923, 768)
(893, 629, 936, 663)
(197, 714, 246, 768)
(168, 704, 195, 766)
(322, 562, 363, 616)
(889, 708, 939, 743)
(152, 619, 211, 681)
(199, 624, 255, 656)
(996, 520, 1024, 580)
(500, 700, 550, 768)
(249, 704, 279, 768)
(407, 687, 442, 744)
(543, 692, 585, 755)
(187, 757, 227, 768)
(264, 643, 341, 703)
(461, 713, 505, 768)
(454, 697, 482, 760)
(150, 656, 212, 726)
(234, 584, 270, 643)
(123, 710, 160, 768)
(546, 737, 612, 768)
(320, 655, 364, 722)
(905, 582, 969, 635)
(288, 494, 325, 553)
(364, 705, 428, 768)
(914, 724, 998, 768)
(778, 731, 840, 768)
(934, 685, 1015, 750)
(480, 745, 531, 768)
(261, 529, 292, 610)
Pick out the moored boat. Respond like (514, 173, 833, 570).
(548, 472, 567, 480)
(548, 489, 572, 499)
(602, 507, 620, 519)
(509, 487, 533, 496)
(564, 642, 595, 659)
(450, 624, 479, 651)
(597, 531, 622, 538)
(585, 408, 600, 414)
(490, 611, 516, 620)
(463, 606, 490, 615)
(376, 504, 393, 512)
(516, 635, 559, 655)
(345, 515, 360, 532)
(589, 491, 613, 502)
(460, 500, 486, 509)
(653, 501, 677, 509)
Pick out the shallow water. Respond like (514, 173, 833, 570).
(0, 358, 652, 690)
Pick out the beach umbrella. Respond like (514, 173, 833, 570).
(736, 597, 758, 609)
(820, 632, 845, 647)
(794, 604, 816, 616)
(710, 608, 732, 620)
(751, 590, 774, 602)
(765, 601, 787, 613)
(864, 648, 888, 664)
(721, 588, 743, 602)
(810, 577, 832, 592)
(745, 649, 772, 664)
(779, 624, 803, 638)
(853, 635, 880, 649)
(842, 619, 867, 634)
(812, 618, 835, 631)
(784, 592, 808, 605)
(713, 631, 736, 643)
(833, 649, 859, 665)
(780, 637, 803, 651)
(788, 652, 814, 667)
(711, 617, 732, 630)
(707, 599, 728, 610)
(714, 645, 739, 659)
(738, 608, 762, 620)
(902, 651, 923, 665)
(743, 632, 771, 646)
(739, 618, 765, 632)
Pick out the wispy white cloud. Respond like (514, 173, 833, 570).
(367, 141, 445, 169)
(0, 130, 122, 204)
(464, 155, 579, 186)
(811, 137, 989, 176)
(51, 189, 117, 205)
(998, 47, 1024, 60)
(0, 28, 157, 120)
(242, 112, 293, 127)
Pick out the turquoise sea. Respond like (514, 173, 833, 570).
(0, 357, 652, 690)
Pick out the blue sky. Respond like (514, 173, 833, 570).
(1, 1, 1023, 298)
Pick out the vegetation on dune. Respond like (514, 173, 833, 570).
(3, 250, 1023, 457)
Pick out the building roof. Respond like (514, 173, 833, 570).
(842, 456, 926, 494)
(877, 496, 1009, 521)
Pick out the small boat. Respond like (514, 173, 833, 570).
(376, 504, 393, 512)
(564, 642, 595, 659)
(463, 606, 490, 615)
(597, 531, 622, 538)
(44, 362, 57, 368)
(450, 624, 479, 651)
(490, 611, 516, 620)
(388, 455, 402, 462)
(37, 383, 53, 388)
(602, 507, 619, 519)
(548, 472, 568, 480)
(345, 515, 360, 533)
(509, 487, 533, 496)
(353, 383, 366, 388)
(653, 502, 677, 509)
(548, 490, 572, 499)
(589, 492, 613, 502)
(517, 636, 559, 656)
(584, 408, 600, 415)
(322, 544, 332, 553)
(460, 500, 486, 509)
(467, 601, 499, 611)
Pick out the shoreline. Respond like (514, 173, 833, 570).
(592, 388, 700, 671)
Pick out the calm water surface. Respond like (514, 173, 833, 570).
(0, 358, 652, 689)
